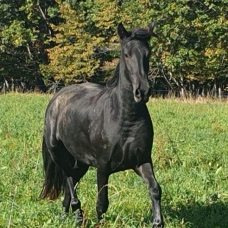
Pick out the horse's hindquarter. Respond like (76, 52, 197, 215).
(45, 83, 105, 166)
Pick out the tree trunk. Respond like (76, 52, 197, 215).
(218, 86, 222, 99)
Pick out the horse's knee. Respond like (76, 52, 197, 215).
(62, 198, 70, 213)
(151, 183, 162, 200)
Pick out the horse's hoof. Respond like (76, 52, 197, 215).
(152, 218, 164, 228)
(75, 209, 84, 225)
(152, 224, 163, 228)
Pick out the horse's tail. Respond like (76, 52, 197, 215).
(40, 136, 66, 200)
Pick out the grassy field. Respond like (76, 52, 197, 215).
(0, 93, 227, 228)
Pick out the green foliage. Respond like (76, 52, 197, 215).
(41, 0, 107, 83)
(150, 0, 228, 81)
(0, 94, 228, 227)
(0, 0, 59, 80)
(0, 0, 228, 84)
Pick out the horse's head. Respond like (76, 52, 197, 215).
(118, 22, 156, 103)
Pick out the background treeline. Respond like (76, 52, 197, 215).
(0, 0, 228, 97)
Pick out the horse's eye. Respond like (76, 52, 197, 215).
(124, 53, 129, 58)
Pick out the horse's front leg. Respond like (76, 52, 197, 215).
(96, 166, 110, 221)
(135, 162, 163, 228)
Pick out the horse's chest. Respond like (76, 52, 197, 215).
(110, 133, 151, 171)
(88, 116, 152, 170)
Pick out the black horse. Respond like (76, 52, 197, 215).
(40, 22, 163, 227)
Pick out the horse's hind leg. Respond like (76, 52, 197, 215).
(62, 177, 76, 215)
(49, 141, 88, 216)
(62, 163, 89, 224)
(134, 162, 163, 228)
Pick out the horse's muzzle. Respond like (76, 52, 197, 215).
(134, 88, 150, 103)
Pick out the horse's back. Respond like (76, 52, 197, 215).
(48, 82, 104, 106)
(46, 83, 103, 117)
(44, 82, 105, 146)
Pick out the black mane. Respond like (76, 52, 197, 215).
(121, 26, 154, 46)
(106, 62, 120, 89)
(130, 27, 153, 40)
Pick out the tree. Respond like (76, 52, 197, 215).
(0, 0, 58, 81)
(41, 0, 159, 83)
(1, 0, 227, 92)
(141, 0, 228, 96)
(41, 0, 110, 83)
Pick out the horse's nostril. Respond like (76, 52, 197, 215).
(135, 88, 141, 98)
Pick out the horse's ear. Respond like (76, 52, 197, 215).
(117, 23, 129, 40)
(148, 21, 155, 33)
(148, 21, 158, 38)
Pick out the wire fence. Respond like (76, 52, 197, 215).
(1, 82, 227, 99)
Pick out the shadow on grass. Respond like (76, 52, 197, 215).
(60, 202, 228, 227)
(164, 201, 228, 228)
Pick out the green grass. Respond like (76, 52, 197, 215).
(0, 94, 228, 228)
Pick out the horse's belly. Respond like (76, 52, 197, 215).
(61, 135, 98, 167)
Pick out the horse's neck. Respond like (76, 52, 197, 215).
(118, 62, 134, 100)
(114, 66, 140, 117)
(107, 60, 147, 122)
